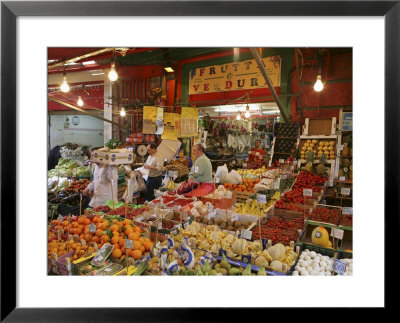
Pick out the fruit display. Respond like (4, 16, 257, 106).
(237, 167, 265, 180)
(273, 137, 297, 155)
(234, 191, 280, 216)
(291, 248, 352, 276)
(64, 179, 91, 193)
(300, 139, 336, 160)
(309, 205, 342, 225)
(223, 179, 259, 194)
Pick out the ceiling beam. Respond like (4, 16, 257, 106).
(249, 48, 289, 123)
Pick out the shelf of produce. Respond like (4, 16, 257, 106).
(299, 135, 337, 139)
(306, 220, 352, 232)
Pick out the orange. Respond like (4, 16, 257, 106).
(96, 216, 103, 223)
(126, 249, 133, 257)
(138, 237, 144, 244)
(128, 232, 139, 241)
(113, 219, 119, 224)
(133, 241, 141, 250)
(123, 219, 132, 226)
(95, 229, 103, 237)
(111, 236, 120, 245)
(121, 246, 126, 255)
(78, 217, 84, 224)
(75, 228, 82, 235)
(72, 222, 79, 228)
(110, 224, 119, 232)
(132, 250, 142, 260)
(133, 226, 141, 234)
(112, 249, 122, 258)
(140, 246, 145, 252)
(83, 218, 90, 225)
(79, 234, 85, 241)
(120, 255, 126, 261)
(92, 236, 100, 243)
(112, 231, 119, 237)
(113, 243, 120, 250)
(100, 234, 110, 243)
(119, 237, 125, 248)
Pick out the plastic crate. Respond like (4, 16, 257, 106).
(57, 195, 90, 216)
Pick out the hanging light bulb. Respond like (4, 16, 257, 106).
(245, 105, 250, 118)
(314, 74, 323, 92)
(60, 72, 70, 92)
(236, 112, 241, 120)
(77, 95, 84, 107)
(108, 62, 118, 82)
(120, 107, 126, 117)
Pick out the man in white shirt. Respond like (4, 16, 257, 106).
(143, 143, 164, 201)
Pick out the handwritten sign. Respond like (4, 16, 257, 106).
(124, 239, 134, 249)
(341, 187, 351, 195)
(330, 227, 344, 240)
(331, 259, 346, 275)
(342, 207, 353, 215)
(339, 176, 346, 181)
(303, 188, 313, 197)
(88, 223, 96, 233)
(256, 194, 267, 204)
(58, 215, 64, 222)
(240, 229, 253, 240)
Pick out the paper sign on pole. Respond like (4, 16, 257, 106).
(330, 227, 344, 240)
(331, 259, 346, 275)
(341, 187, 351, 195)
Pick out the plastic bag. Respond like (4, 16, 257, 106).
(136, 173, 146, 192)
(122, 177, 139, 203)
(224, 170, 243, 184)
(215, 164, 229, 183)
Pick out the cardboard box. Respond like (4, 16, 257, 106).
(93, 149, 134, 165)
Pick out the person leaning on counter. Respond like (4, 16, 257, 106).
(188, 144, 213, 184)
(143, 143, 164, 201)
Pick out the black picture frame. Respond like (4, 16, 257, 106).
(1, 1, 398, 321)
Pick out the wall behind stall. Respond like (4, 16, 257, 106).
(49, 114, 104, 150)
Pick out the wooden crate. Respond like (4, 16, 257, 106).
(235, 191, 253, 203)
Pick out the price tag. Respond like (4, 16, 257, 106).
(330, 227, 344, 240)
(256, 194, 267, 204)
(331, 259, 346, 275)
(341, 187, 351, 195)
(279, 159, 285, 164)
(339, 176, 346, 181)
(124, 239, 134, 249)
(338, 145, 344, 151)
(58, 215, 64, 222)
(168, 170, 178, 179)
(215, 177, 220, 183)
(303, 188, 313, 197)
(281, 174, 287, 179)
(88, 223, 96, 233)
(342, 207, 353, 215)
(170, 227, 178, 236)
(293, 160, 298, 165)
(273, 181, 280, 190)
(158, 222, 163, 229)
(240, 229, 253, 240)
(241, 254, 251, 264)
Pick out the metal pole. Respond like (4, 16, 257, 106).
(295, 48, 305, 120)
(48, 96, 129, 131)
(249, 48, 289, 123)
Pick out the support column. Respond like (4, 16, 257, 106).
(104, 80, 113, 144)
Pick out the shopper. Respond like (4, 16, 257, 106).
(188, 144, 213, 184)
(143, 143, 164, 201)
(82, 163, 119, 208)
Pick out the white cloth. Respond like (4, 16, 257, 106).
(86, 164, 118, 208)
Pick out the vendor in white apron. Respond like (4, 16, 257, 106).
(83, 163, 118, 208)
